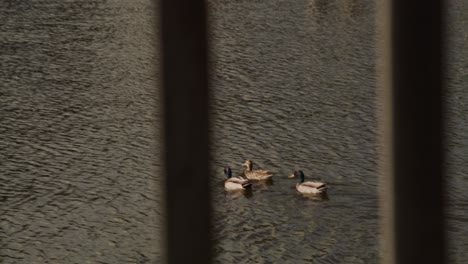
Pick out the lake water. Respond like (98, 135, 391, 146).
(0, 0, 466, 263)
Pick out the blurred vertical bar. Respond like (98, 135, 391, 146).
(378, 0, 446, 263)
(159, 0, 212, 263)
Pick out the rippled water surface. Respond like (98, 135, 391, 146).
(210, 1, 378, 263)
(0, 0, 467, 263)
(446, 1, 468, 263)
(0, 1, 162, 263)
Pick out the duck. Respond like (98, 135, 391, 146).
(224, 167, 252, 190)
(242, 160, 273, 180)
(288, 170, 328, 195)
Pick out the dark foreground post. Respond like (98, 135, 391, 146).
(378, 0, 446, 263)
(159, 0, 211, 263)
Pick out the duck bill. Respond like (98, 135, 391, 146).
(288, 174, 295, 179)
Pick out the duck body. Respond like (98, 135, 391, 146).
(225, 177, 252, 190)
(242, 160, 273, 180)
(290, 170, 328, 195)
(224, 167, 252, 190)
(296, 181, 328, 195)
(244, 170, 273, 180)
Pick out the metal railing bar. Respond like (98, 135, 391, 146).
(378, 0, 446, 263)
(159, 0, 212, 263)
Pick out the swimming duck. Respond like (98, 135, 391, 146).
(242, 160, 273, 180)
(224, 167, 252, 190)
(288, 170, 328, 195)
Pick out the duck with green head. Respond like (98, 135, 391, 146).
(288, 170, 328, 195)
(242, 160, 273, 180)
(224, 167, 252, 190)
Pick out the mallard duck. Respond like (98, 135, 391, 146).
(224, 167, 252, 190)
(242, 160, 273, 180)
(288, 170, 328, 195)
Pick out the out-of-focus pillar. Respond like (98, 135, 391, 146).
(377, 0, 446, 263)
(159, 0, 212, 263)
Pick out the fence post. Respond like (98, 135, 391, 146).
(378, 0, 446, 263)
(159, 0, 212, 263)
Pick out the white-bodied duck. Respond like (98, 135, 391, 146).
(224, 167, 252, 190)
(288, 170, 328, 195)
(242, 160, 273, 180)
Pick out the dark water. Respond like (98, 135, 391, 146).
(209, 1, 378, 263)
(0, 0, 466, 263)
(446, 0, 468, 263)
(0, 1, 162, 263)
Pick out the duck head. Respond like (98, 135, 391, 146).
(242, 160, 253, 170)
(224, 167, 232, 178)
(288, 170, 305, 183)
